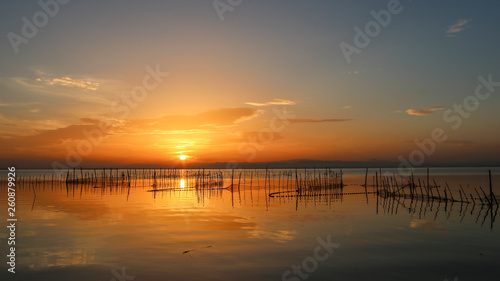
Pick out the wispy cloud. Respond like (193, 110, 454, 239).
(406, 106, 445, 116)
(289, 118, 351, 124)
(245, 98, 296, 107)
(2, 76, 110, 105)
(0, 121, 113, 148)
(236, 131, 286, 142)
(128, 107, 261, 131)
(36, 77, 100, 90)
(445, 19, 471, 37)
(0, 107, 261, 151)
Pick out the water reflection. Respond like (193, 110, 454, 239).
(1, 169, 499, 281)
(18, 172, 500, 232)
(377, 191, 499, 230)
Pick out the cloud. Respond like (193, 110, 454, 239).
(445, 19, 471, 37)
(289, 118, 351, 124)
(0, 120, 113, 148)
(127, 107, 261, 133)
(406, 106, 445, 116)
(245, 98, 296, 107)
(343, 105, 352, 109)
(0, 111, 73, 136)
(0, 107, 260, 157)
(36, 77, 99, 90)
(239, 131, 285, 142)
(2, 76, 110, 105)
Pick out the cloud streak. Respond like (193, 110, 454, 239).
(0, 121, 113, 149)
(36, 77, 100, 90)
(406, 106, 446, 116)
(2, 76, 110, 105)
(246, 98, 296, 107)
(289, 118, 351, 124)
(124, 107, 261, 134)
(446, 19, 471, 37)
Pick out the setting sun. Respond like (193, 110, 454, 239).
(179, 155, 187, 160)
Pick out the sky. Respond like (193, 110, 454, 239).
(1, 0, 499, 168)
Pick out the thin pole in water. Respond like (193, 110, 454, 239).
(489, 170, 494, 205)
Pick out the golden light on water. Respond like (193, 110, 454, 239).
(180, 179, 185, 189)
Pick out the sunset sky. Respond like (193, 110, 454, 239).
(1, 0, 499, 168)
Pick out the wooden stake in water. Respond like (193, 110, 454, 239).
(479, 186, 490, 205)
(427, 167, 430, 195)
(364, 168, 368, 202)
(362, 167, 367, 187)
(238, 171, 241, 205)
(231, 169, 234, 191)
(489, 169, 493, 206)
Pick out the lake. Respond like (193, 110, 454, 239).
(1, 167, 499, 281)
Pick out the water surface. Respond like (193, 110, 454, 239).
(1, 168, 499, 281)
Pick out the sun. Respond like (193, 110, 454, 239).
(179, 155, 187, 160)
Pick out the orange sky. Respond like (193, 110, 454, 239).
(1, 1, 499, 168)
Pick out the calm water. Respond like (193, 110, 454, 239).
(1, 168, 499, 281)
